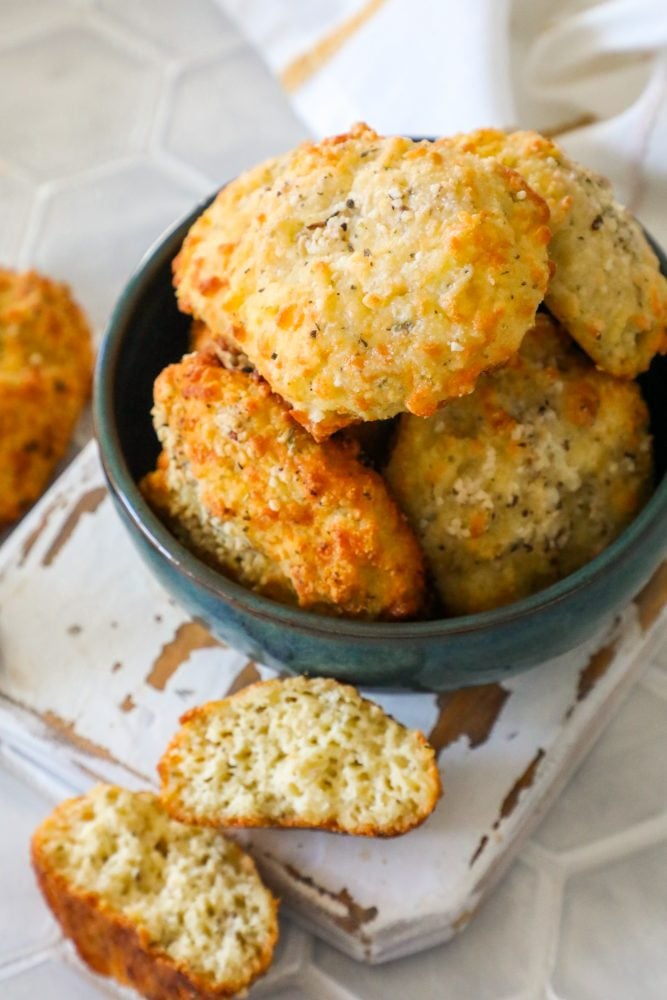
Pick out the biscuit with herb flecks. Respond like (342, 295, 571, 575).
(159, 676, 442, 837)
(31, 785, 278, 999)
(173, 123, 551, 439)
(385, 313, 654, 615)
(443, 129, 667, 377)
(141, 350, 425, 619)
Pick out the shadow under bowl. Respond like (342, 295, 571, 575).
(93, 199, 667, 691)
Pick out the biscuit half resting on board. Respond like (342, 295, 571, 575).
(31, 785, 279, 1000)
(159, 676, 442, 837)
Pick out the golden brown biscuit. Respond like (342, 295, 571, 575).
(0, 269, 93, 525)
(141, 350, 425, 619)
(159, 676, 442, 837)
(443, 129, 667, 376)
(31, 785, 278, 999)
(189, 320, 396, 467)
(385, 314, 654, 615)
(0, 367, 88, 526)
(173, 123, 551, 439)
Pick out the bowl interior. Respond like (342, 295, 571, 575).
(96, 199, 667, 642)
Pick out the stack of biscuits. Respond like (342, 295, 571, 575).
(141, 123, 666, 618)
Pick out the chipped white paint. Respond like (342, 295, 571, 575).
(1, 440, 666, 972)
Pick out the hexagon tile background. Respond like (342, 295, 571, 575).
(1, 2, 667, 999)
(0, 0, 306, 330)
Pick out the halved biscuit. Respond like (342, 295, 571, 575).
(159, 676, 442, 837)
(31, 785, 278, 1000)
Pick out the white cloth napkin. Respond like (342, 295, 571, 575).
(218, 0, 667, 243)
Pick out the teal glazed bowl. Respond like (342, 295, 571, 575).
(94, 200, 667, 691)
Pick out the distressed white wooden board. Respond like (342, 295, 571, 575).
(1, 440, 666, 964)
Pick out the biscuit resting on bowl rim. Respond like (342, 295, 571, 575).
(140, 349, 425, 619)
(444, 129, 667, 377)
(173, 123, 551, 439)
(386, 313, 654, 615)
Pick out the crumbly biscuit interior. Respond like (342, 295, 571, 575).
(40, 786, 274, 985)
(166, 679, 437, 831)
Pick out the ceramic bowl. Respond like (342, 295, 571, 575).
(93, 198, 667, 690)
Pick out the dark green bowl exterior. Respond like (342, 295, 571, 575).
(94, 201, 667, 691)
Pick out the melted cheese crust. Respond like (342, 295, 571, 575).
(445, 129, 667, 377)
(142, 350, 425, 619)
(174, 123, 550, 438)
(0, 269, 92, 525)
(386, 314, 654, 614)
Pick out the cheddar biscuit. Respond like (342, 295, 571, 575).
(444, 129, 667, 376)
(385, 314, 654, 615)
(32, 785, 278, 999)
(141, 350, 425, 619)
(0, 269, 93, 525)
(173, 123, 551, 438)
(159, 676, 442, 837)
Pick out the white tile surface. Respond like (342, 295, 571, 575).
(96, 0, 234, 58)
(532, 684, 667, 853)
(25, 160, 205, 332)
(0, 24, 160, 180)
(0, 170, 34, 262)
(553, 841, 667, 1000)
(0, 760, 59, 965)
(164, 47, 306, 183)
(0, 959, 116, 1000)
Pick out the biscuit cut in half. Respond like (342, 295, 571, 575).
(31, 785, 278, 1000)
(140, 350, 425, 620)
(385, 313, 654, 615)
(173, 122, 551, 438)
(159, 677, 442, 837)
(0, 268, 93, 525)
(443, 129, 667, 377)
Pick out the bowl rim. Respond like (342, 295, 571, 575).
(94, 197, 667, 642)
